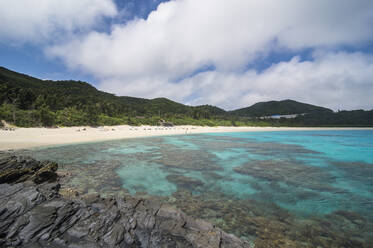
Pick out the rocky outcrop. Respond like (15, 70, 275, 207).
(0, 153, 58, 184)
(0, 153, 250, 248)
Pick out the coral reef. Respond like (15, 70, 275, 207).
(12, 133, 373, 247)
(170, 190, 373, 248)
(233, 159, 338, 192)
(154, 148, 222, 171)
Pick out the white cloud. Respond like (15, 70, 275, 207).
(183, 51, 373, 111)
(0, 0, 117, 43)
(98, 51, 373, 111)
(45, 0, 373, 110)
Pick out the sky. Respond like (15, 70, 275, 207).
(0, 0, 373, 111)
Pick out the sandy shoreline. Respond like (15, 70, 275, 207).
(1, 125, 372, 151)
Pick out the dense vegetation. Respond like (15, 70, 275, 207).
(0, 66, 372, 127)
(278, 110, 373, 127)
(0, 66, 233, 127)
(231, 99, 332, 117)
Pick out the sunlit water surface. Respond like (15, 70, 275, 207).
(20, 130, 373, 247)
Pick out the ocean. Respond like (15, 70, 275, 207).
(20, 130, 373, 247)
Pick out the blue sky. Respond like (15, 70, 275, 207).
(0, 0, 167, 83)
(0, 0, 373, 110)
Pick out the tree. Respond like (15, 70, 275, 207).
(17, 89, 36, 110)
(34, 95, 45, 109)
(39, 105, 55, 127)
(84, 104, 99, 126)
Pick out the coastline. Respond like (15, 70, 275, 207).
(1, 125, 372, 151)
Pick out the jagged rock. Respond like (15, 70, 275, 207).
(31, 161, 58, 184)
(0, 153, 58, 185)
(0, 154, 251, 248)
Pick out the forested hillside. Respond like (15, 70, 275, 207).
(1, 66, 372, 127)
(0, 67, 230, 127)
(230, 99, 332, 117)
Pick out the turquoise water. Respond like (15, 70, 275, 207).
(22, 130, 373, 246)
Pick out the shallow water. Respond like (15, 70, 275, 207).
(20, 130, 373, 247)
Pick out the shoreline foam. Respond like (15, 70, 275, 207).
(1, 125, 372, 151)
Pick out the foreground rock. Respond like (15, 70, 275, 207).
(0, 153, 58, 184)
(0, 153, 250, 248)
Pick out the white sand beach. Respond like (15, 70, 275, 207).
(1, 125, 372, 151)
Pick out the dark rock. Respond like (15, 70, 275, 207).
(0, 154, 251, 248)
(32, 162, 58, 184)
(0, 154, 58, 185)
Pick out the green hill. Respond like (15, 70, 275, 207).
(230, 99, 332, 117)
(1, 66, 372, 127)
(0, 66, 228, 126)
